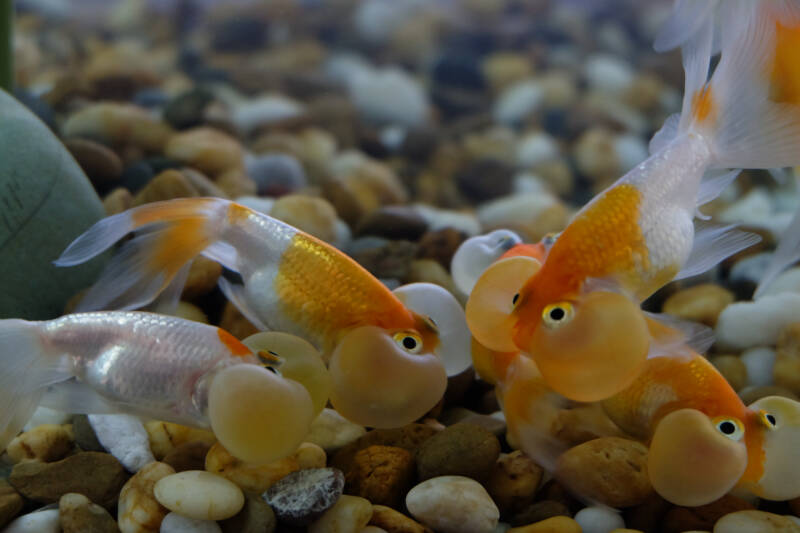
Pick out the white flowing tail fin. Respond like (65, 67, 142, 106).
(673, 1, 800, 170)
(0, 320, 68, 450)
(55, 198, 231, 312)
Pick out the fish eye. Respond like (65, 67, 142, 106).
(542, 302, 574, 328)
(512, 293, 520, 306)
(713, 417, 745, 441)
(393, 332, 423, 353)
(759, 410, 778, 429)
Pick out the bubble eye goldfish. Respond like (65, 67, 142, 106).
(466, 0, 800, 402)
(0, 311, 318, 465)
(56, 198, 472, 428)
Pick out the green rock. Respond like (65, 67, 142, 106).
(0, 89, 107, 319)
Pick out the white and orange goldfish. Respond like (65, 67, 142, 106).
(56, 199, 471, 428)
(0, 311, 317, 464)
(468, 0, 800, 403)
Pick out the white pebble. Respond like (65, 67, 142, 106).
(584, 53, 634, 93)
(718, 188, 775, 233)
(613, 134, 648, 173)
(493, 79, 544, 126)
(741, 347, 776, 387)
(759, 267, 800, 297)
(2, 508, 60, 533)
(160, 512, 222, 533)
(232, 95, 303, 135)
(406, 476, 499, 533)
(154, 470, 244, 521)
(22, 407, 71, 431)
(716, 294, 800, 350)
(412, 204, 481, 236)
(88, 413, 154, 472)
(349, 67, 430, 127)
(353, 0, 412, 43)
(516, 132, 559, 168)
(575, 506, 625, 533)
(306, 408, 367, 452)
(730, 253, 773, 284)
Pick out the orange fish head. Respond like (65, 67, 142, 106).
(327, 324, 447, 428)
(743, 396, 800, 500)
(648, 408, 748, 507)
(518, 290, 650, 403)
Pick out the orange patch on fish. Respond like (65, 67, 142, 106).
(740, 412, 767, 490)
(692, 85, 715, 126)
(499, 243, 547, 263)
(512, 183, 647, 347)
(771, 22, 800, 105)
(274, 233, 416, 349)
(217, 328, 252, 357)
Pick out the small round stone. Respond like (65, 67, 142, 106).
(219, 493, 277, 533)
(406, 476, 499, 533)
(263, 468, 344, 526)
(2, 508, 61, 533)
(507, 516, 582, 533)
(416, 423, 501, 482)
(485, 451, 543, 516)
(154, 471, 244, 521)
(160, 512, 222, 533)
(118, 461, 176, 533)
(712, 510, 800, 533)
(662, 284, 734, 326)
(6, 424, 73, 464)
(308, 494, 372, 533)
(346, 446, 415, 508)
(58, 492, 118, 533)
(574, 507, 625, 533)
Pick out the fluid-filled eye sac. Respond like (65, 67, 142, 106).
(328, 326, 448, 428)
(746, 396, 800, 500)
(649, 409, 748, 507)
(526, 291, 650, 403)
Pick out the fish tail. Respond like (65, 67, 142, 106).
(671, 1, 800, 169)
(0, 320, 66, 450)
(55, 198, 232, 311)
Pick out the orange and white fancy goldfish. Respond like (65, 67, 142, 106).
(467, 0, 800, 403)
(56, 198, 472, 429)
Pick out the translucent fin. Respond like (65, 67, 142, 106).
(644, 312, 715, 356)
(39, 379, 120, 414)
(649, 113, 680, 155)
(695, 3, 800, 169)
(202, 242, 240, 272)
(696, 169, 741, 207)
(674, 221, 761, 281)
(54, 212, 135, 266)
(755, 203, 800, 299)
(0, 320, 70, 450)
(149, 263, 191, 315)
(676, 15, 714, 133)
(653, 0, 717, 52)
(218, 277, 270, 331)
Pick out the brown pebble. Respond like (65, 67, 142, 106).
(103, 187, 133, 216)
(219, 301, 260, 339)
(182, 257, 222, 300)
(346, 445, 415, 508)
(508, 515, 582, 533)
(555, 437, 652, 508)
(6, 424, 74, 463)
(65, 138, 123, 187)
(553, 405, 624, 446)
(0, 480, 24, 529)
(739, 385, 799, 405)
(331, 424, 437, 474)
(510, 500, 571, 528)
(165, 127, 244, 176)
(485, 451, 543, 516)
(775, 322, 800, 396)
(356, 206, 429, 241)
(710, 355, 748, 391)
(415, 423, 501, 482)
(162, 441, 212, 473)
(59, 492, 120, 533)
(661, 494, 755, 533)
(220, 493, 277, 533)
(216, 167, 258, 198)
(416, 228, 467, 270)
(369, 504, 432, 533)
(623, 493, 670, 533)
(662, 284, 734, 326)
(9, 451, 129, 509)
(132, 169, 199, 206)
(117, 461, 175, 533)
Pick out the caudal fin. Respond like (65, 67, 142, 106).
(673, 1, 800, 169)
(55, 198, 231, 311)
(0, 320, 67, 450)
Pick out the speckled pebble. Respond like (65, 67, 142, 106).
(485, 451, 543, 516)
(154, 471, 244, 521)
(346, 446, 415, 508)
(2, 508, 61, 533)
(117, 461, 176, 533)
(574, 507, 625, 533)
(6, 424, 73, 463)
(264, 468, 344, 526)
(713, 510, 800, 533)
(159, 512, 221, 533)
(144, 422, 216, 460)
(59, 492, 119, 533)
(308, 494, 373, 533)
(406, 476, 499, 533)
(205, 442, 299, 493)
(89, 414, 155, 473)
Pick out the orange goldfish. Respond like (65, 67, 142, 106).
(56, 198, 472, 428)
(468, 0, 800, 402)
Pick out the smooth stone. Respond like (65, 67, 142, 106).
(740, 347, 776, 387)
(662, 284, 734, 326)
(477, 192, 568, 242)
(349, 67, 430, 128)
(119, 160, 156, 193)
(510, 500, 571, 528)
(308, 494, 372, 533)
(416, 423, 501, 482)
(456, 158, 514, 203)
(72, 414, 105, 452)
(6, 424, 73, 463)
(269, 195, 339, 244)
(205, 441, 311, 493)
(369, 505, 431, 533)
(516, 132, 560, 168)
(9, 451, 128, 509)
(713, 510, 800, 532)
(709, 355, 748, 391)
(62, 102, 173, 152)
(507, 516, 582, 533)
(412, 205, 481, 236)
(584, 54, 634, 93)
(159, 512, 221, 533)
(154, 471, 243, 521)
(131, 169, 199, 206)
(406, 476, 499, 533)
(64, 138, 123, 187)
(356, 206, 429, 240)
(245, 153, 307, 196)
(118, 461, 176, 533)
(264, 467, 344, 526)
(573, 127, 620, 183)
(613, 134, 648, 173)
(144, 422, 217, 460)
(730, 253, 773, 284)
(2, 508, 60, 533)
(59, 492, 120, 533)
(759, 267, 800, 297)
(776, 323, 800, 394)
(493, 79, 544, 126)
(575, 507, 625, 533)
(219, 493, 276, 533)
(306, 409, 367, 452)
(162, 441, 212, 473)
(231, 96, 303, 135)
(346, 446, 415, 508)
(331, 424, 437, 474)
(0, 480, 24, 529)
(164, 88, 215, 130)
(164, 128, 244, 176)
(716, 294, 800, 350)
(89, 414, 155, 473)
(661, 494, 754, 533)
